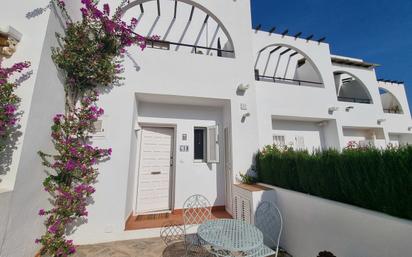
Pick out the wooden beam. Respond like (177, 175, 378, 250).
(139, 3, 144, 13)
(156, 0, 160, 16)
(204, 14, 209, 24)
(282, 29, 289, 36)
(318, 37, 326, 43)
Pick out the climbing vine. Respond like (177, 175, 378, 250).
(36, 0, 146, 256)
(0, 61, 30, 153)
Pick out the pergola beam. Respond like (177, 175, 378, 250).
(294, 32, 302, 38)
(318, 37, 326, 43)
(189, 6, 195, 21)
(306, 34, 314, 41)
(269, 46, 282, 54)
(255, 24, 262, 31)
(280, 48, 292, 55)
(282, 29, 289, 36)
(269, 27, 276, 34)
(173, 0, 177, 19)
(139, 3, 144, 13)
(204, 14, 209, 24)
(156, 0, 160, 16)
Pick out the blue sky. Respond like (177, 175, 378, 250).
(251, 0, 412, 111)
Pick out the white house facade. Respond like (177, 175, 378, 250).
(0, 1, 411, 256)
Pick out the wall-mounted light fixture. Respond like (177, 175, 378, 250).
(377, 119, 386, 125)
(242, 112, 251, 119)
(328, 106, 339, 114)
(345, 106, 354, 112)
(0, 25, 22, 58)
(408, 126, 412, 131)
(237, 83, 250, 92)
(241, 112, 250, 123)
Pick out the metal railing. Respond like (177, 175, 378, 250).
(337, 96, 372, 104)
(255, 74, 323, 86)
(145, 39, 235, 55)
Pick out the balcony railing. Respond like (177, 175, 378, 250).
(255, 74, 323, 86)
(337, 96, 372, 104)
(145, 39, 235, 57)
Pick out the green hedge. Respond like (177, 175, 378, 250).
(256, 145, 412, 220)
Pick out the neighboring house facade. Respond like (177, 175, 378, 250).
(0, 0, 411, 256)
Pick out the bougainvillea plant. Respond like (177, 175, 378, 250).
(37, 92, 111, 256)
(37, 0, 147, 256)
(51, 0, 146, 111)
(0, 61, 30, 152)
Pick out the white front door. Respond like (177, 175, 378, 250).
(136, 127, 174, 213)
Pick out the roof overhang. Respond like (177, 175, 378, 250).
(331, 57, 380, 69)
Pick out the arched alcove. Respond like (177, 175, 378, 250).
(379, 87, 403, 114)
(254, 44, 324, 87)
(121, 0, 235, 58)
(334, 71, 373, 104)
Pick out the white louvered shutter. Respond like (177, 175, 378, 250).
(233, 195, 251, 223)
(207, 125, 219, 163)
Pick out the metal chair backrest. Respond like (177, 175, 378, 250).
(160, 223, 185, 246)
(182, 194, 212, 232)
(254, 201, 283, 252)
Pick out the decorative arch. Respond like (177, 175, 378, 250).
(254, 43, 324, 87)
(333, 71, 373, 104)
(120, 0, 235, 58)
(379, 87, 404, 114)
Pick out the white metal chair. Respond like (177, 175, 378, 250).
(253, 201, 283, 257)
(182, 194, 213, 256)
(160, 222, 212, 257)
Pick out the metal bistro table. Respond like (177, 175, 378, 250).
(197, 219, 265, 256)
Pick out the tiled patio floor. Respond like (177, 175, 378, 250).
(72, 237, 293, 257)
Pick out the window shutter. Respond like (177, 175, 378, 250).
(207, 125, 219, 163)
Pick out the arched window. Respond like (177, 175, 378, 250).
(334, 71, 373, 104)
(379, 88, 403, 114)
(254, 44, 324, 87)
(121, 0, 235, 58)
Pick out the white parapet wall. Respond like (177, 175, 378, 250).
(257, 184, 412, 257)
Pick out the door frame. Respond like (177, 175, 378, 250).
(224, 127, 233, 215)
(133, 123, 177, 215)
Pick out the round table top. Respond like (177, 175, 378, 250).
(197, 219, 263, 252)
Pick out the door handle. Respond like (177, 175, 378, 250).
(151, 171, 161, 175)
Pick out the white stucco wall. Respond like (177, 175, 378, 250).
(0, 5, 67, 257)
(258, 185, 412, 257)
(0, 0, 52, 192)
(271, 119, 326, 152)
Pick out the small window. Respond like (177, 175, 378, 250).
(194, 126, 220, 163)
(194, 128, 206, 161)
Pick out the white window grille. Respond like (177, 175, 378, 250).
(273, 135, 286, 147)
